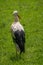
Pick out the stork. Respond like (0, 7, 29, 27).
(11, 11, 25, 55)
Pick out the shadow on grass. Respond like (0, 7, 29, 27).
(10, 55, 22, 62)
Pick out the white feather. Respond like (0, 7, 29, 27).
(11, 22, 24, 32)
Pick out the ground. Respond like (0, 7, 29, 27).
(0, 0, 43, 65)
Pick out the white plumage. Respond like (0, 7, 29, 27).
(11, 22, 24, 32)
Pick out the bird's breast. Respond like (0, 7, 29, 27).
(11, 23, 24, 32)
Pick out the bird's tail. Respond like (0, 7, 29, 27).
(20, 39, 25, 54)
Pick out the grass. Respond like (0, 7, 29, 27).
(0, 0, 43, 65)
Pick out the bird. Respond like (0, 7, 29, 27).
(11, 10, 25, 55)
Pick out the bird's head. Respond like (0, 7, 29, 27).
(13, 10, 21, 19)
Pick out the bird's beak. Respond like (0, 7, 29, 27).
(17, 15, 21, 19)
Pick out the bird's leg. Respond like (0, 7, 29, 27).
(16, 44, 18, 57)
(15, 44, 18, 57)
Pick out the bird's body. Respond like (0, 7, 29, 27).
(11, 22, 25, 54)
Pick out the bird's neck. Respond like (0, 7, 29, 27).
(14, 16, 19, 22)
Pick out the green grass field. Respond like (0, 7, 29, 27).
(0, 0, 43, 65)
